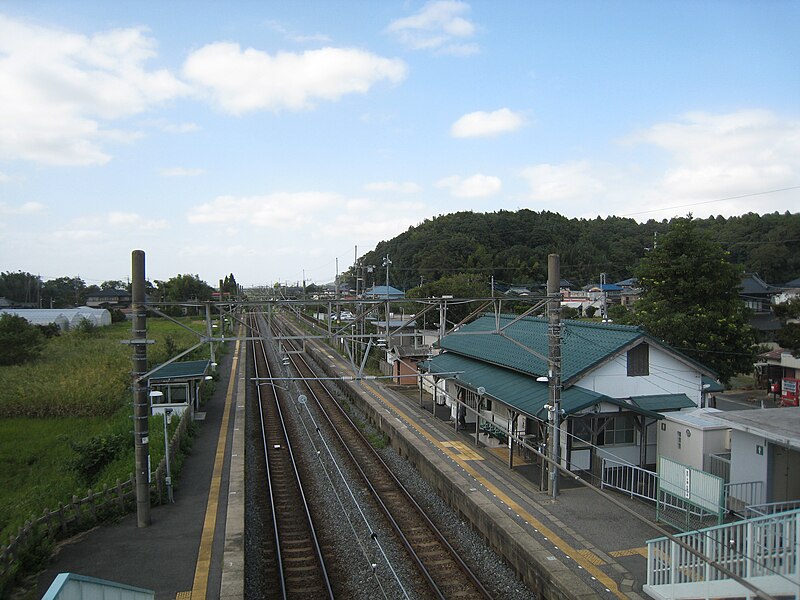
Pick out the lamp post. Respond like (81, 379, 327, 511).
(163, 407, 174, 503)
(149, 391, 173, 503)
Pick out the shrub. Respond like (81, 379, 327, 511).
(36, 323, 62, 338)
(72, 318, 99, 337)
(0, 313, 44, 365)
(65, 432, 131, 485)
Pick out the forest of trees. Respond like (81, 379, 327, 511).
(0, 272, 233, 308)
(351, 210, 800, 292)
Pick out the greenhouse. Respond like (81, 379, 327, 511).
(0, 307, 112, 330)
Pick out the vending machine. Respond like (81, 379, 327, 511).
(781, 378, 800, 406)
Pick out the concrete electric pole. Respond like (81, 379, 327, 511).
(547, 254, 562, 499)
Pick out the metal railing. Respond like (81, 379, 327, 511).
(601, 457, 658, 503)
(724, 481, 765, 517)
(747, 500, 800, 519)
(645, 508, 800, 599)
(707, 452, 731, 483)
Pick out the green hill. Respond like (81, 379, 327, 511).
(353, 210, 800, 290)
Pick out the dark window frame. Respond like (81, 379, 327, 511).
(627, 343, 650, 377)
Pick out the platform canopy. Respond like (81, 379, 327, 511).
(149, 359, 210, 382)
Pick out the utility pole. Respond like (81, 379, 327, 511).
(383, 255, 392, 346)
(131, 250, 151, 527)
(547, 254, 562, 499)
(600, 272, 608, 321)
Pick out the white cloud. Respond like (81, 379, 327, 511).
(0, 171, 9, 183)
(0, 201, 44, 215)
(107, 211, 167, 230)
(0, 15, 190, 165)
(160, 167, 205, 177)
(264, 20, 332, 44)
(52, 229, 108, 242)
(625, 110, 800, 201)
(188, 192, 341, 227)
(451, 108, 525, 138)
(436, 173, 502, 198)
(162, 122, 200, 134)
(364, 180, 422, 193)
(387, 0, 478, 55)
(182, 43, 407, 114)
(520, 161, 606, 201)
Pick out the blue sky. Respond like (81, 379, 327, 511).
(0, 1, 798, 288)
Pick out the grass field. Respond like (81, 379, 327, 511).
(0, 316, 213, 542)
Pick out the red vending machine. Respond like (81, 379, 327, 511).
(781, 378, 800, 406)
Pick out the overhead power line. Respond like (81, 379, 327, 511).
(620, 185, 800, 218)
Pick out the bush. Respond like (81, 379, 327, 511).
(0, 314, 44, 365)
(36, 323, 62, 338)
(65, 432, 131, 485)
(72, 318, 99, 337)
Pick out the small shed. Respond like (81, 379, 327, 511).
(148, 359, 211, 417)
(657, 408, 730, 472)
(389, 345, 431, 385)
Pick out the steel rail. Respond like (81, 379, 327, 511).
(275, 315, 494, 600)
(250, 312, 334, 599)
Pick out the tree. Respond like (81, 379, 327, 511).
(101, 280, 128, 291)
(42, 276, 86, 308)
(774, 297, 800, 357)
(0, 271, 41, 305)
(0, 313, 45, 365)
(406, 273, 491, 325)
(632, 218, 756, 383)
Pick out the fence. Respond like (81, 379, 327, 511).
(0, 411, 190, 595)
(645, 508, 800, 599)
(707, 452, 731, 483)
(747, 499, 800, 519)
(601, 457, 659, 502)
(725, 481, 765, 516)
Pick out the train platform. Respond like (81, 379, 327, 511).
(345, 378, 656, 600)
(33, 337, 247, 600)
(33, 329, 661, 600)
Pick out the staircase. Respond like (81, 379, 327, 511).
(644, 508, 799, 599)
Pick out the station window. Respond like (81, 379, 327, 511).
(627, 343, 649, 377)
(597, 415, 635, 446)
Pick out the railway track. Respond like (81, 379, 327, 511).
(272, 311, 494, 600)
(249, 312, 334, 599)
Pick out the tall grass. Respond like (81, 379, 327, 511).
(0, 316, 213, 540)
(0, 317, 211, 418)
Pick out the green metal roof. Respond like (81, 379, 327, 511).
(629, 394, 695, 412)
(701, 375, 724, 393)
(424, 352, 663, 420)
(149, 359, 210, 381)
(439, 315, 646, 382)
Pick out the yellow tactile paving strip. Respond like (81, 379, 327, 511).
(187, 337, 241, 600)
(362, 381, 628, 600)
(610, 547, 648, 558)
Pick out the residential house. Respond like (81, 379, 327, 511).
(422, 314, 715, 477)
(755, 347, 800, 404)
(740, 273, 782, 341)
(364, 285, 405, 300)
(85, 288, 131, 308)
